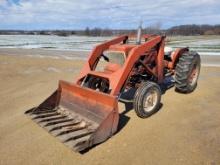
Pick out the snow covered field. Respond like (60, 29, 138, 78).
(0, 35, 220, 56)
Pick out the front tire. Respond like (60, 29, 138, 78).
(175, 51, 201, 93)
(134, 82, 161, 118)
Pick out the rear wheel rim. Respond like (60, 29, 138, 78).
(188, 63, 199, 86)
(143, 88, 158, 113)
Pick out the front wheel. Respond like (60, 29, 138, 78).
(134, 82, 162, 118)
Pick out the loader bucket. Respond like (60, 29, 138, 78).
(25, 80, 119, 152)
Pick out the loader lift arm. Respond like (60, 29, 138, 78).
(77, 35, 165, 96)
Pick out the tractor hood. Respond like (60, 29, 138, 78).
(108, 44, 136, 56)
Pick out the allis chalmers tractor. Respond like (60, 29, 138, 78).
(26, 32, 200, 152)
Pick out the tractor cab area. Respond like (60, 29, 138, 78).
(94, 44, 135, 72)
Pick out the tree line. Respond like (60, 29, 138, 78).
(0, 24, 220, 36)
(166, 24, 220, 35)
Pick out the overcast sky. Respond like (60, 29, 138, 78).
(0, 0, 220, 30)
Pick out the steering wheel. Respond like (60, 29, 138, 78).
(101, 54, 109, 62)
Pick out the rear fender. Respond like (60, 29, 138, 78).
(168, 47, 189, 69)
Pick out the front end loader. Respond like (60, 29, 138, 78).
(26, 33, 200, 152)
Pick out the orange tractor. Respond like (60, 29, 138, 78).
(26, 32, 200, 152)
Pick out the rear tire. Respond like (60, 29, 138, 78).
(175, 51, 201, 93)
(134, 82, 161, 118)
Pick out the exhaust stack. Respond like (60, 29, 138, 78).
(136, 21, 142, 44)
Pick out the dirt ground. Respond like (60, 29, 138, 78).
(0, 54, 220, 165)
